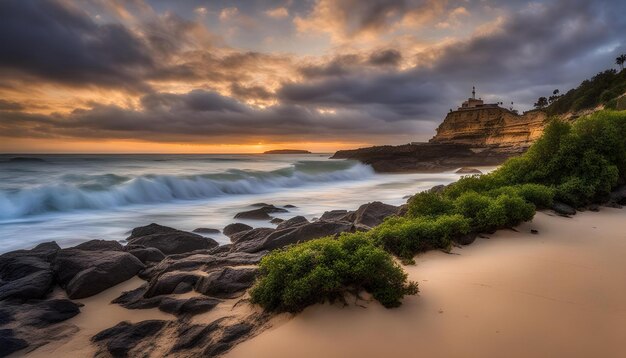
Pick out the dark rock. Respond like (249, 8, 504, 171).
(145, 272, 201, 298)
(552, 201, 576, 216)
(0, 329, 28, 357)
(128, 247, 165, 264)
(92, 320, 167, 357)
(32, 241, 61, 252)
(588, 204, 600, 212)
(0, 270, 54, 301)
(283, 204, 297, 208)
(319, 210, 352, 221)
(453, 233, 477, 245)
(172, 321, 221, 352)
(192, 228, 221, 234)
(0, 308, 14, 325)
(207, 245, 233, 255)
(230, 228, 274, 244)
(276, 216, 309, 230)
(352, 201, 398, 227)
(429, 184, 446, 194)
(203, 323, 253, 357)
(127, 223, 218, 255)
(262, 220, 353, 251)
(173, 282, 194, 294)
(396, 204, 409, 217)
(531, 229, 539, 234)
(54, 249, 145, 299)
(158, 296, 221, 316)
(0, 251, 54, 301)
(455, 167, 482, 174)
(270, 218, 284, 224)
(223, 223, 253, 237)
(72, 240, 123, 251)
(195, 267, 258, 298)
(609, 185, 626, 205)
(234, 205, 288, 220)
(24, 299, 82, 327)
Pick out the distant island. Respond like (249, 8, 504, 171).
(263, 149, 311, 154)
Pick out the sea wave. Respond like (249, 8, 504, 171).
(0, 161, 374, 219)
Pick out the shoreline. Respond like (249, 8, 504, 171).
(228, 208, 626, 358)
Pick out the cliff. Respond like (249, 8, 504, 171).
(430, 107, 547, 148)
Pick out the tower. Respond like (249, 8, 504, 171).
(472, 86, 476, 99)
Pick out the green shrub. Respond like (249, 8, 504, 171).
(406, 191, 453, 218)
(516, 184, 555, 208)
(250, 235, 418, 313)
(368, 215, 470, 260)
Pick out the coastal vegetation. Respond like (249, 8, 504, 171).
(251, 109, 626, 313)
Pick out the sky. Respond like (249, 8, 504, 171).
(1, 0, 625, 153)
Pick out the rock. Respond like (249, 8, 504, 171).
(72, 240, 123, 251)
(223, 223, 253, 237)
(588, 204, 600, 212)
(609, 185, 626, 205)
(171, 323, 219, 352)
(158, 296, 221, 316)
(203, 322, 253, 356)
(0, 250, 55, 301)
(352, 202, 398, 227)
(192, 228, 221, 234)
(230, 228, 275, 244)
(456, 167, 482, 174)
(32, 241, 61, 252)
(207, 245, 233, 255)
(0, 329, 28, 357)
(127, 223, 218, 255)
(195, 267, 258, 298)
(92, 320, 167, 357)
(250, 202, 272, 207)
(23, 299, 82, 327)
(531, 229, 539, 234)
(237, 220, 353, 253)
(552, 201, 576, 216)
(145, 272, 201, 298)
(234, 206, 288, 220)
(319, 210, 352, 221)
(0, 308, 13, 325)
(454, 233, 477, 245)
(53, 249, 145, 299)
(283, 204, 297, 208)
(269, 218, 284, 224)
(396, 204, 409, 217)
(429, 184, 446, 194)
(276, 216, 309, 230)
(127, 247, 165, 264)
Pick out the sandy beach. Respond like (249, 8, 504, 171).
(228, 208, 626, 358)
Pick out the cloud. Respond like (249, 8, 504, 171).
(219, 7, 239, 21)
(265, 7, 289, 19)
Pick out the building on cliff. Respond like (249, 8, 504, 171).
(430, 87, 547, 150)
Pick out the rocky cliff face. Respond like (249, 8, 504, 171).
(430, 107, 547, 148)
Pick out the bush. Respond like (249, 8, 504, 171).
(368, 215, 470, 260)
(406, 191, 453, 218)
(250, 235, 418, 313)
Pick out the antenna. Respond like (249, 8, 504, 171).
(472, 86, 476, 99)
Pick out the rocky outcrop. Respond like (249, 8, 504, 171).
(430, 107, 547, 148)
(127, 223, 218, 255)
(332, 143, 514, 173)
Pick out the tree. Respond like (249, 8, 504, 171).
(549, 89, 561, 104)
(534, 97, 548, 109)
(617, 54, 626, 71)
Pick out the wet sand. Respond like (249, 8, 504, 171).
(228, 209, 626, 358)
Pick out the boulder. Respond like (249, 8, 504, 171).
(158, 296, 221, 316)
(284, 204, 297, 208)
(92, 320, 167, 357)
(453, 233, 477, 246)
(319, 210, 352, 221)
(72, 240, 123, 251)
(429, 184, 446, 194)
(269, 218, 284, 224)
(195, 267, 258, 298)
(0, 270, 53, 301)
(23, 299, 82, 327)
(234, 205, 288, 220)
(203, 322, 253, 356)
(455, 167, 482, 174)
(127, 247, 165, 264)
(0, 329, 28, 357)
(552, 201, 576, 216)
(230, 228, 274, 244)
(192, 228, 221, 234)
(276, 216, 309, 230)
(54, 249, 145, 299)
(223, 223, 253, 238)
(127, 224, 218, 255)
(145, 272, 201, 298)
(352, 202, 398, 227)
(0, 249, 55, 301)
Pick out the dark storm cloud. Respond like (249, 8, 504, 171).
(281, 0, 626, 118)
(0, 0, 154, 90)
(368, 49, 403, 66)
(0, 100, 24, 111)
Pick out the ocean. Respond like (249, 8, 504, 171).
(0, 154, 474, 253)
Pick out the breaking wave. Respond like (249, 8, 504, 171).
(0, 161, 374, 219)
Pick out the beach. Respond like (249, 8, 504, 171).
(228, 208, 626, 358)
